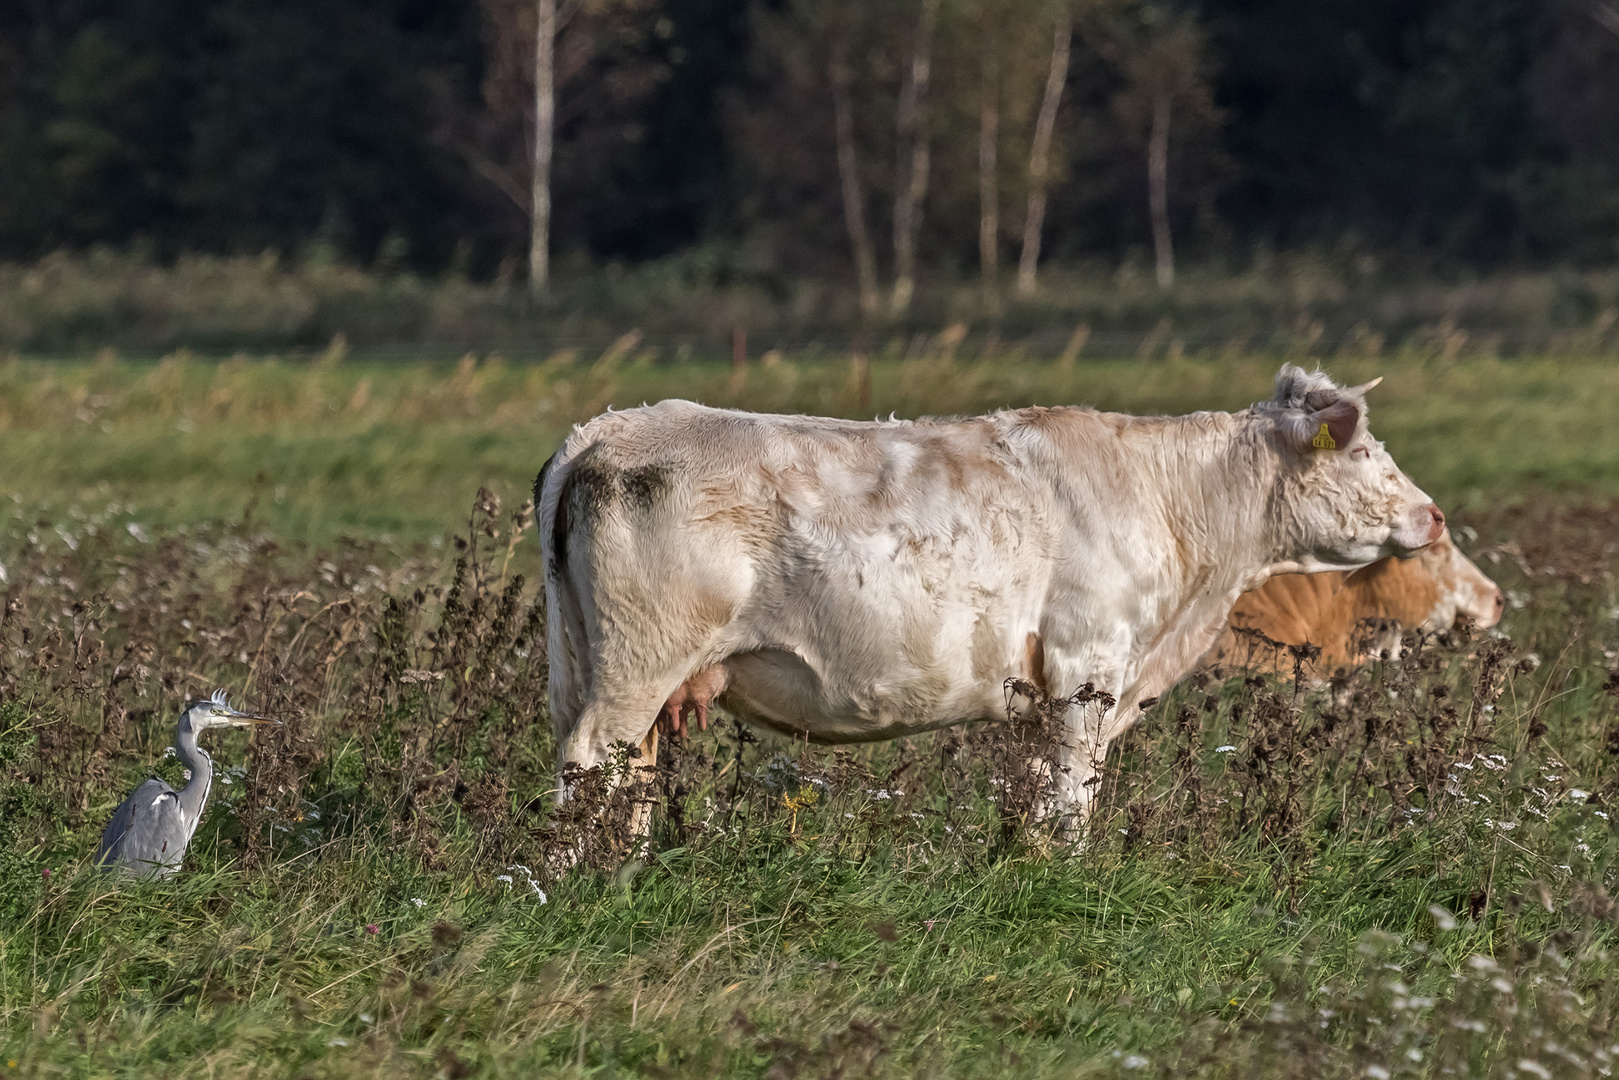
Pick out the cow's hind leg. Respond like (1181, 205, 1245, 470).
(559, 685, 668, 787)
(627, 724, 659, 842)
(557, 665, 706, 842)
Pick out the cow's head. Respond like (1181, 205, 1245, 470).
(1413, 530, 1504, 630)
(1263, 365, 1443, 572)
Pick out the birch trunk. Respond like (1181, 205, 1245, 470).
(530, 0, 556, 297)
(1017, 14, 1072, 296)
(978, 46, 1000, 307)
(831, 41, 881, 317)
(1148, 93, 1173, 289)
(891, 0, 939, 316)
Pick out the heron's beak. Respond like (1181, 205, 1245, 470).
(227, 711, 279, 726)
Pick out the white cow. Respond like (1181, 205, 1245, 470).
(537, 365, 1443, 828)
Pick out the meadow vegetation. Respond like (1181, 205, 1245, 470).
(3, 352, 1619, 1077)
(10, 250, 1619, 356)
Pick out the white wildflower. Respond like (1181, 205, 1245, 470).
(1215, 745, 1237, 754)
(505, 864, 549, 903)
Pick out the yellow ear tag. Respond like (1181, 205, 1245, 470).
(1311, 423, 1337, 451)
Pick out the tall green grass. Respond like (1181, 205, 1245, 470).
(3, 355, 1619, 1078)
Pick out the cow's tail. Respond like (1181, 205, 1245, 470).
(536, 447, 589, 753)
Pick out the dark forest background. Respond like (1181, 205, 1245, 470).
(4, 0, 1619, 298)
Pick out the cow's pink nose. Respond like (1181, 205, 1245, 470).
(1492, 587, 1505, 617)
(1426, 504, 1445, 540)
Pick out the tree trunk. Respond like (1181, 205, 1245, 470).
(530, 0, 556, 297)
(1017, 13, 1072, 296)
(891, 0, 939, 316)
(1148, 92, 1173, 289)
(831, 41, 881, 318)
(978, 44, 1000, 307)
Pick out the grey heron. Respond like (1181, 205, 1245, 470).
(94, 689, 278, 878)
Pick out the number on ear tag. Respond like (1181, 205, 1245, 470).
(1311, 423, 1337, 451)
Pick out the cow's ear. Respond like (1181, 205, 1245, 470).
(1283, 396, 1361, 453)
(1318, 397, 1360, 449)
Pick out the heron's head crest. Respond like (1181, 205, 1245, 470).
(181, 688, 276, 730)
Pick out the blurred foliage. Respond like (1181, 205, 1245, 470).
(0, 700, 44, 922)
(8, 251, 1619, 351)
(0, 0, 1617, 282)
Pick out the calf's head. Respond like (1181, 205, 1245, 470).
(1262, 365, 1443, 572)
(1413, 531, 1504, 630)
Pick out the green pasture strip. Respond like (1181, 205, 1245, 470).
(0, 354, 1616, 545)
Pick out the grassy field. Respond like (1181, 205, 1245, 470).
(4, 347, 1619, 543)
(4, 351, 1619, 1078)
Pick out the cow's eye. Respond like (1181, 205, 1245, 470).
(1351, 446, 1371, 460)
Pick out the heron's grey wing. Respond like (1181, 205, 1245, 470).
(96, 778, 187, 878)
(97, 779, 167, 863)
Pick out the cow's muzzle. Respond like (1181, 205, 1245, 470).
(1391, 502, 1446, 555)
(1421, 503, 1446, 545)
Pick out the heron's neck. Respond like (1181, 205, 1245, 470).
(174, 729, 213, 839)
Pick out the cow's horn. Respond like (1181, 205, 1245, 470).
(1348, 376, 1383, 395)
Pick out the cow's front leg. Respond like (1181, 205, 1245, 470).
(1038, 649, 1127, 838)
(1050, 708, 1109, 836)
